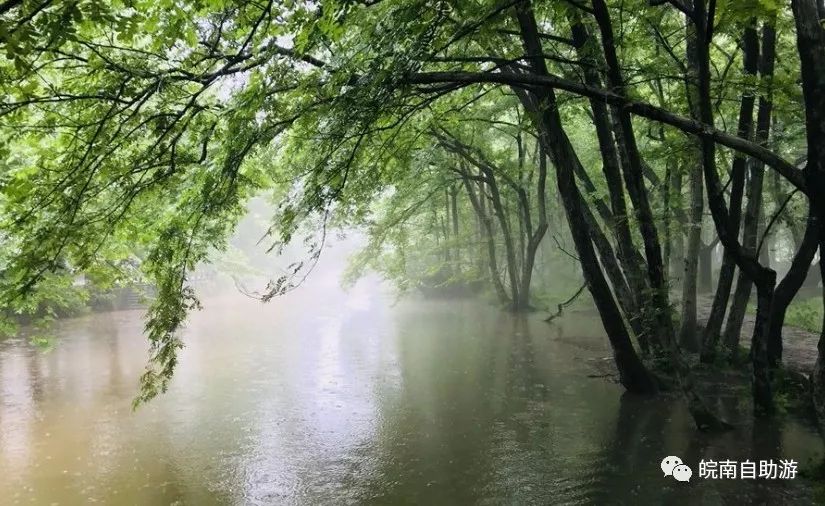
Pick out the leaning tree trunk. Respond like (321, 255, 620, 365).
(592, 0, 732, 430)
(593, 0, 676, 356)
(511, 85, 645, 327)
(568, 10, 653, 351)
(515, 1, 659, 394)
(553, 138, 658, 393)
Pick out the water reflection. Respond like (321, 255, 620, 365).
(0, 283, 822, 504)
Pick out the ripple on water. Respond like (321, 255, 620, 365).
(0, 294, 822, 504)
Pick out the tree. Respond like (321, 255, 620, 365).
(3, 0, 825, 433)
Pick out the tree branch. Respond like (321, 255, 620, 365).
(404, 70, 806, 193)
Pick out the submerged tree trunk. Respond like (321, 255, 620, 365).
(584, 0, 731, 429)
(568, 9, 652, 350)
(517, 149, 549, 310)
(592, 0, 675, 356)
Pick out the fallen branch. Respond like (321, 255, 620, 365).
(545, 283, 587, 322)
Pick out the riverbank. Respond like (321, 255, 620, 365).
(695, 296, 820, 375)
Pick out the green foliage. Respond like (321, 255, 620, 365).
(746, 297, 823, 334)
(0, 0, 817, 408)
(785, 297, 823, 334)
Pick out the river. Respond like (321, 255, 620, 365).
(1, 274, 822, 504)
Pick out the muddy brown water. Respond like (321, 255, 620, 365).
(1, 279, 823, 505)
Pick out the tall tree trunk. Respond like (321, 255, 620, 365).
(591, 0, 730, 429)
(511, 87, 642, 320)
(579, 193, 642, 323)
(440, 136, 521, 304)
(813, 254, 825, 427)
(767, 0, 825, 369)
(483, 171, 520, 306)
(568, 9, 653, 350)
(723, 20, 776, 359)
(698, 242, 713, 294)
(790, 0, 825, 429)
(592, 0, 675, 354)
(450, 185, 460, 274)
(462, 170, 509, 304)
(443, 189, 453, 275)
(519, 149, 549, 310)
(679, 163, 703, 351)
(679, 16, 705, 352)
(669, 169, 685, 284)
(760, 223, 772, 267)
(664, 163, 672, 279)
(701, 21, 759, 362)
(690, 4, 775, 414)
(515, 1, 658, 394)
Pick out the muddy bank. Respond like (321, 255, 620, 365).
(695, 296, 820, 375)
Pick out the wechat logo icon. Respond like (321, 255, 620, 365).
(661, 456, 693, 482)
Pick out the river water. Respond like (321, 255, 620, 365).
(1, 274, 823, 505)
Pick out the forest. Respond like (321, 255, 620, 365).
(2, 0, 825, 503)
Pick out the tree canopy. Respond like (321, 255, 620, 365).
(2, 0, 825, 431)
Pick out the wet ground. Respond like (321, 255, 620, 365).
(694, 295, 820, 374)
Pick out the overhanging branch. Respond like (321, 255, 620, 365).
(404, 70, 807, 194)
